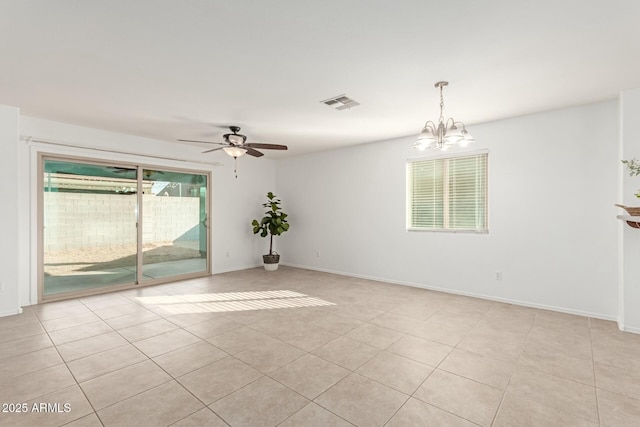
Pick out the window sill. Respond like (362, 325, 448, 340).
(407, 228, 488, 234)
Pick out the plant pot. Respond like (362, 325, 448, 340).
(263, 254, 280, 271)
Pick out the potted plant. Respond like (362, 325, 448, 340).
(617, 158, 640, 228)
(622, 158, 640, 198)
(252, 192, 290, 271)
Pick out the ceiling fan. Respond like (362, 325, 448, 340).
(178, 126, 288, 158)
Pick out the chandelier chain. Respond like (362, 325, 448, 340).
(439, 85, 445, 124)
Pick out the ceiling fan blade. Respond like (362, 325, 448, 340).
(178, 139, 226, 145)
(244, 143, 288, 150)
(202, 147, 226, 154)
(245, 147, 264, 157)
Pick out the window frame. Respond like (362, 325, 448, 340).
(406, 149, 489, 234)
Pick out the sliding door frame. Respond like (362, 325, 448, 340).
(37, 153, 212, 303)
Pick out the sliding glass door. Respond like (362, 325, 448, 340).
(41, 157, 210, 300)
(141, 169, 208, 281)
(42, 160, 138, 296)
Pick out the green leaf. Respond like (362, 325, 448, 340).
(253, 191, 289, 239)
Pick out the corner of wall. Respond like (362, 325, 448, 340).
(619, 87, 640, 332)
(0, 104, 21, 316)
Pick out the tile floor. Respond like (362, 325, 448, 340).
(1, 266, 639, 426)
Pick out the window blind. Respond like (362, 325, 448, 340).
(408, 153, 487, 232)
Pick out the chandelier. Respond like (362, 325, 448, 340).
(414, 81, 475, 151)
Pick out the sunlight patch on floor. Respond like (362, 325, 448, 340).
(134, 290, 334, 314)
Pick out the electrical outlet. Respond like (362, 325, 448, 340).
(226, 252, 230, 258)
(316, 251, 320, 258)
(495, 271, 503, 281)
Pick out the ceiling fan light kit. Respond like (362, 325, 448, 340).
(414, 81, 475, 152)
(222, 146, 247, 158)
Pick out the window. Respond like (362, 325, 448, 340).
(407, 151, 488, 232)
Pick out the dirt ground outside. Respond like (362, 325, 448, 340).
(44, 241, 202, 276)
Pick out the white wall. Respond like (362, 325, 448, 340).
(619, 88, 640, 332)
(0, 99, 626, 322)
(211, 152, 277, 273)
(15, 117, 275, 306)
(0, 105, 21, 316)
(277, 101, 619, 319)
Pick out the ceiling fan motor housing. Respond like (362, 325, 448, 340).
(224, 127, 247, 145)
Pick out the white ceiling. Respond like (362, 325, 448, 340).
(1, 0, 639, 158)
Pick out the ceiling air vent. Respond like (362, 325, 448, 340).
(321, 94, 360, 110)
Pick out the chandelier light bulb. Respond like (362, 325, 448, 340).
(461, 129, 475, 147)
(413, 141, 427, 151)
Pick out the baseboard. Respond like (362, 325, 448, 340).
(281, 262, 618, 322)
(213, 263, 263, 274)
(0, 307, 23, 318)
(622, 324, 640, 334)
(615, 316, 640, 334)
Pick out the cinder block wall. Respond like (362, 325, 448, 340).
(142, 195, 201, 243)
(43, 193, 200, 251)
